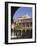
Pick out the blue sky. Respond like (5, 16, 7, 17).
(13, 7, 32, 19)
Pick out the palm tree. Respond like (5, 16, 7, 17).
(15, 22, 22, 30)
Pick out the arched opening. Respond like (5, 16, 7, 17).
(11, 7, 32, 39)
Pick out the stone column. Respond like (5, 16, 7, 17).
(21, 29, 22, 36)
(29, 22, 30, 27)
(25, 23, 26, 27)
(25, 29, 27, 32)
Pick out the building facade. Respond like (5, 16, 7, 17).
(11, 15, 32, 39)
